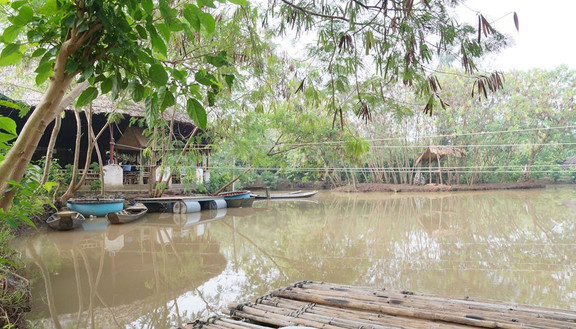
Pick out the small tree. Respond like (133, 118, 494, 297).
(0, 0, 247, 210)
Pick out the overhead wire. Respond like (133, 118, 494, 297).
(253, 125, 576, 148)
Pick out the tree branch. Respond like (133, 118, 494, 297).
(280, 0, 349, 22)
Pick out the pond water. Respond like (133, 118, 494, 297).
(14, 186, 576, 328)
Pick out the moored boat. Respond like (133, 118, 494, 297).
(252, 190, 318, 199)
(46, 210, 85, 231)
(217, 190, 251, 199)
(225, 196, 256, 208)
(67, 198, 124, 217)
(106, 203, 148, 224)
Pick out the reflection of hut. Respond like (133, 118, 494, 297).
(415, 146, 467, 185)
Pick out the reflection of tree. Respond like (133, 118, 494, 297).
(20, 222, 227, 329)
(212, 189, 575, 310)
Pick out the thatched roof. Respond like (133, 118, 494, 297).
(0, 82, 195, 126)
(116, 126, 148, 151)
(415, 146, 467, 165)
(562, 156, 576, 167)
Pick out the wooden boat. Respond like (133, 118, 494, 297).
(225, 196, 256, 208)
(217, 190, 251, 199)
(251, 190, 318, 199)
(106, 203, 148, 224)
(67, 198, 124, 217)
(46, 210, 85, 231)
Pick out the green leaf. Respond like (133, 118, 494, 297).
(228, 0, 249, 6)
(187, 98, 207, 129)
(197, 0, 216, 8)
(147, 23, 167, 56)
(183, 5, 201, 31)
(199, 12, 216, 34)
(80, 65, 94, 81)
(0, 51, 22, 67)
(255, 102, 264, 114)
(0, 43, 21, 58)
(206, 51, 231, 68)
(101, 76, 113, 94)
(142, 0, 153, 15)
(31, 48, 46, 58)
(135, 25, 147, 39)
(155, 23, 171, 42)
(132, 83, 145, 102)
(37, 0, 58, 15)
(2, 26, 21, 43)
(75, 87, 99, 108)
(11, 5, 34, 26)
(224, 74, 235, 87)
(194, 69, 216, 86)
(160, 89, 175, 110)
(0, 116, 17, 137)
(35, 61, 53, 85)
(64, 60, 78, 74)
(42, 181, 58, 192)
(149, 64, 169, 87)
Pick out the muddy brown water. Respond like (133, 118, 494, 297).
(14, 186, 576, 328)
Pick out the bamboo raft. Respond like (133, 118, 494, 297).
(186, 281, 576, 329)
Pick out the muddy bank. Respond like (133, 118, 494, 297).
(333, 181, 546, 193)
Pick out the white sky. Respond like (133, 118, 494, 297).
(278, 0, 576, 72)
(459, 0, 576, 70)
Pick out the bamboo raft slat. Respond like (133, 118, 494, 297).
(185, 281, 576, 329)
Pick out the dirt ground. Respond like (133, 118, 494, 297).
(333, 181, 546, 193)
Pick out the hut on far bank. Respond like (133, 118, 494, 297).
(561, 156, 576, 169)
(415, 146, 467, 185)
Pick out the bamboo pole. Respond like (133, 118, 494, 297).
(272, 289, 538, 329)
(213, 167, 252, 195)
(282, 286, 571, 328)
(277, 283, 576, 326)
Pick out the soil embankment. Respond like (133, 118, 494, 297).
(333, 181, 546, 193)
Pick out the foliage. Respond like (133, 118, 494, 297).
(264, 0, 513, 121)
(0, 0, 246, 129)
(0, 164, 52, 228)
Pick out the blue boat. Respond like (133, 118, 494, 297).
(67, 198, 124, 217)
(217, 190, 251, 200)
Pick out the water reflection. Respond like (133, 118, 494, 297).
(16, 187, 576, 328)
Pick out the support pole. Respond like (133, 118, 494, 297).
(109, 125, 115, 165)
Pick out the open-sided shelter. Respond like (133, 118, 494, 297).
(415, 146, 467, 185)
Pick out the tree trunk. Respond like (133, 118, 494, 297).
(40, 116, 62, 187)
(59, 110, 82, 204)
(0, 75, 75, 210)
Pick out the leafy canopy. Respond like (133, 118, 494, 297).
(0, 0, 248, 128)
(266, 0, 514, 121)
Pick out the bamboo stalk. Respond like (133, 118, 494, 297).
(282, 285, 574, 327)
(213, 167, 252, 195)
(217, 318, 271, 329)
(299, 283, 576, 323)
(272, 289, 532, 329)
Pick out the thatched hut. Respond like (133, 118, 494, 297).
(561, 156, 576, 168)
(415, 146, 467, 185)
(0, 84, 211, 187)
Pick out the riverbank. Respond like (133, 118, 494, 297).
(333, 181, 546, 193)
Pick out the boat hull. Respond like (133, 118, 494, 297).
(252, 191, 318, 199)
(225, 196, 256, 208)
(46, 211, 85, 231)
(67, 199, 124, 217)
(106, 210, 147, 224)
(218, 190, 251, 199)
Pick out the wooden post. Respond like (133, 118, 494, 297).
(109, 124, 115, 164)
(437, 153, 443, 185)
(428, 157, 432, 185)
(265, 187, 271, 199)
